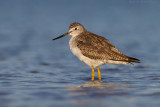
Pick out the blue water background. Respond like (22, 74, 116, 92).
(0, 0, 160, 107)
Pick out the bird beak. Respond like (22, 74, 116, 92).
(52, 32, 69, 40)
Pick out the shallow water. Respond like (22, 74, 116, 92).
(0, 0, 160, 107)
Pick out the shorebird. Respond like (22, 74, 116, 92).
(53, 22, 140, 82)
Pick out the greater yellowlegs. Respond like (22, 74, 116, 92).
(53, 22, 140, 82)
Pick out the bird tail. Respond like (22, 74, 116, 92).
(127, 57, 140, 63)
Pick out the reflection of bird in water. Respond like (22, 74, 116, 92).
(68, 82, 119, 89)
(53, 22, 140, 82)
(68, 82, 126, 105)
(82, 82, 117, 88)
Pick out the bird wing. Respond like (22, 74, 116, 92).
(76, 32, 129, 61)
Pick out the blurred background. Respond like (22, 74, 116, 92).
(0, 0, 160, 107)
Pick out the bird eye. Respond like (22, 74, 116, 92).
(75, 28, 77, 30)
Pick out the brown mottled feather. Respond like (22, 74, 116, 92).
(75, 31, 139, 63)
(69, 23, 83, 29)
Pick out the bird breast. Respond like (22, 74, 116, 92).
(69, 37, 81, 58)
(69, 37, 105, 68)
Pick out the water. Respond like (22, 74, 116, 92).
(0, 0, 160, 107)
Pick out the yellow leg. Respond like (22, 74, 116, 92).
(91, 66, 95, 82)
(97, 66, 101, 82)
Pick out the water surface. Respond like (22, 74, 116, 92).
(0, 0, 160, 107)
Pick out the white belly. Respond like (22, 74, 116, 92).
(69, 37, 105, 68)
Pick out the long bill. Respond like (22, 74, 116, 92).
(52, 32, 69, 40)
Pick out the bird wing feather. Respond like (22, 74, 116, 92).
(76, 31, 129, 61)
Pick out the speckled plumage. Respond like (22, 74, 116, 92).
(53, 22, 140, 82)
(75, 31, 127, 60)
(69, 23, 83, 30)
(68, 23, 140, 67)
